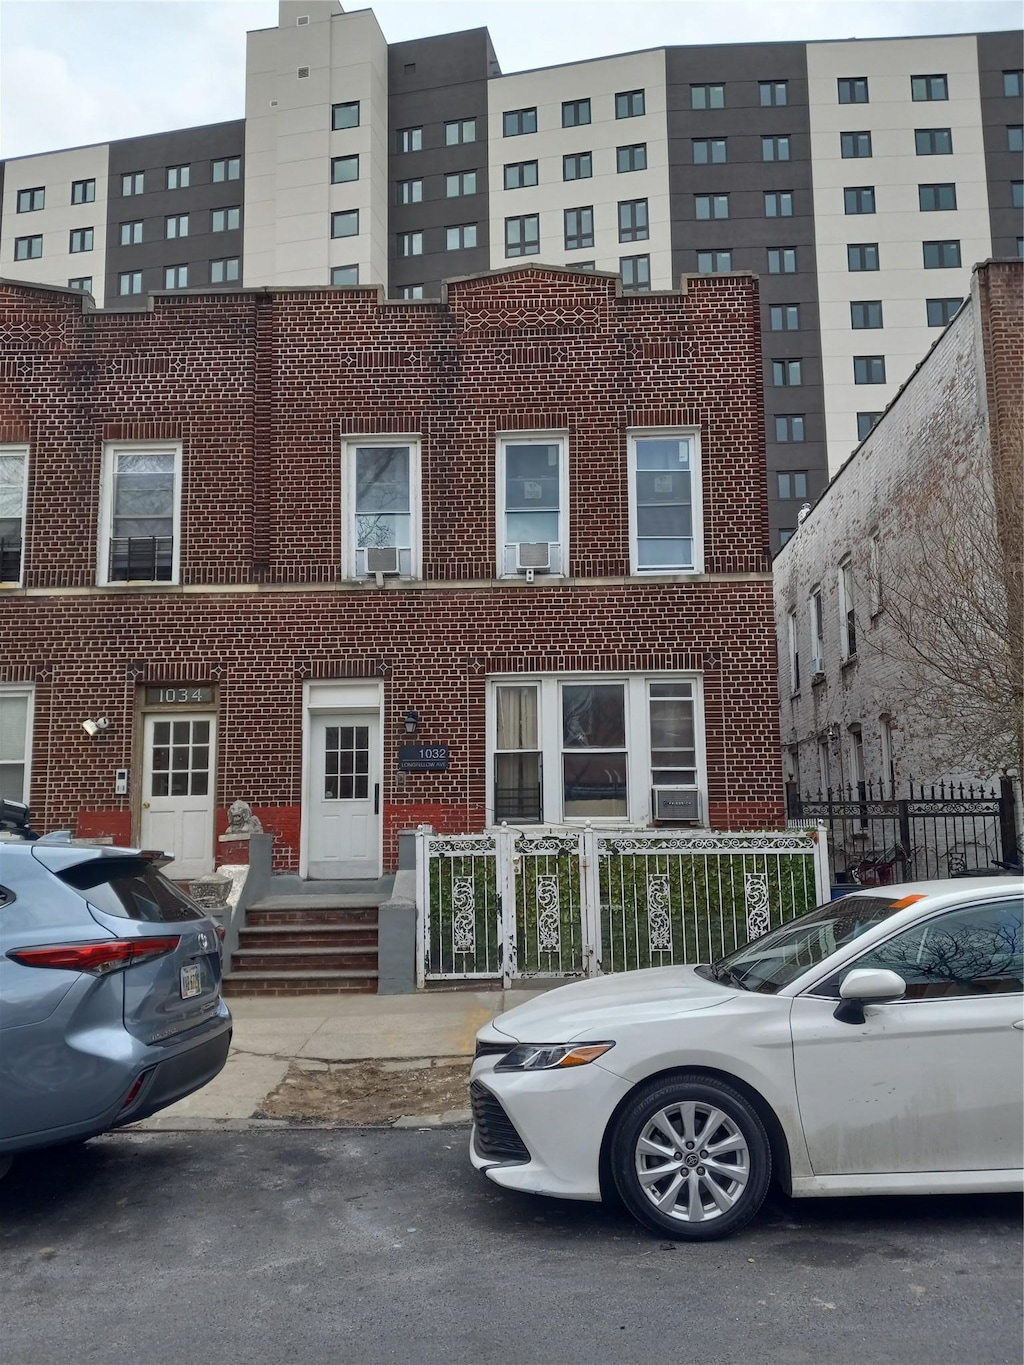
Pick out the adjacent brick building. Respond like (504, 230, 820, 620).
(0, 266, 784, 878)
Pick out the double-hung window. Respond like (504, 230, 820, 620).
(346, 440, 420, 579)
(498, 434, 566, 576)
(839, 558, 857, 658)
(0, 683, 34, 802)
(489, 675, 703, 826)
(0, 446, 28, 585)
(99, 443, 181, 584)
(628, 431, 700, 574)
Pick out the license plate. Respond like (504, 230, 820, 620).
(180, 963, 202, 999)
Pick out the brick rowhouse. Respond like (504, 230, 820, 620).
(0, 266, 784, 875)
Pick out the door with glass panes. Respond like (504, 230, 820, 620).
(141, 714, 216, 878)
(307, 712, 380, 878)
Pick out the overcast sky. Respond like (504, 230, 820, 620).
(1, 0, 1020, 160)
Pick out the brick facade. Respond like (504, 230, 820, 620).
(1, 267, 784, 874)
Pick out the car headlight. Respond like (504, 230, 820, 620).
(494, 1042, 615, 1072)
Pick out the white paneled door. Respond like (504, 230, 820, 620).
(307, 712, 380, 879)
(141, 713, 216, 879)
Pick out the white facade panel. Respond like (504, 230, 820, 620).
(807, 36, 992, 472)
(1, 144, 109, 302)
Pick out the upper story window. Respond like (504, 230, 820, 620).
(767, 246, 797, 274)
(445, 223, 478, 250)
(915, 128, 953, 155)
(690, 84, 723, 110)
(332, 210, 359, 238)
(696, 249, 732, 273)
(774, 415, 805, 442)
(447, 170, 477, 197)
(398, 127, 423, 153)
(787, 609, 801, 692)
(14, 236, 42, 261)
(165, 214, 189, 239)
(345, 440, 420, 580)
(837, 77, 869, 104)
(810, 587, 825, 670)
(769, 303, 800, 330)
(68, 276, 93, 293)
(1003, 70, 1023, 97)
(211, 257, 240, 284)
(330, 264, 358, 286)
(69, 227, 94, 253)
(844, 185, 875, 214)
(616, 89, 646, 119)
(695, 194, 729, 220)
(212, 206, 241, 232)
(628, 431, 700, 574)
(777, 470, 808, 501)
(923, 238, 961, 268)
(120, 220, 143, 246)
(0, 682, 34, 802)
(332, 154, 359, 183)
(765, 190, 794, 218)
(99, 444, 181, 585)
(71, 179, 96, 204)
(397, 230, 424, 257)
(857, 411, 882, 439)
(759, 80, 788, 107)
(850, 300, 883, 329)
(164, 264, 188, 290)
(505, 214, 539, 258)
(212, 157, 241, 182)
(332, 102, 359, 130)
(853, 354, 886, 384)
(504, 107, 537, 137)
(1012, 180, 1024, 208)
(395, 284, 425, 299)
(399, 178, 423, 204)
(617, 144, 647, 173)
(619, 198, 649, 241)
(841, 130, 872, 159)
(0, 446, 28, 586)
(564, 206, 594, 251)
(839, 558, 857, 659)
(693, 138, 727, 164)
(118, 270, 143, 295)
(499, 435, 567, 577)
(166, 165, 190, 190)
(17, 187, 45, 213)
(762, 135, 791, 162)
(504, 160, 538, 190)
(926, 297, 963, 327)
(919, 182, 957, 211)
(620, 255, 651, 292)
(122, 171, 144, 196)
(1009, 125, 1024, 152)
(562, 99, 591, 128)
(847, 242, 879, 271)
(563, 152, 592, 181)
(912, 74, 948, 101)
(772, 358, 802, 386)
(445, 118, 477, 145)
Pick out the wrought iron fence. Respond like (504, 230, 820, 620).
(416, 824, 830, 985)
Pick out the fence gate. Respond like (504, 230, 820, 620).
(417, 825, 829, 986)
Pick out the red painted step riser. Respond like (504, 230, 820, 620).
(246, 910, 379, 926)
(223, 981, 377, 996)
(231, 955, 379, 972)
(237, 931, 378, 948)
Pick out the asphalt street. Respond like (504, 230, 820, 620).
(1, 1128, 1020, 1365)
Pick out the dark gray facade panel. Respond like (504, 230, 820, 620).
(976, 32, 1024, 258)
(105, 121, 245, 307)
(387, 32, 494, 295)
(665, 42, 824, 552)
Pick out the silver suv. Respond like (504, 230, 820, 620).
(0, 800, 232, 1177)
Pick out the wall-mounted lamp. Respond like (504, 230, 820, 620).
(404, 710, 419, 736)
(82, 717, 111, 737)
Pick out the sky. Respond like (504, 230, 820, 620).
(1, 0, 1020, 160)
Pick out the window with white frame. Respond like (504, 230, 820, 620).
(628, 431, 701, 573)
(489, 674, 703, 825)
(839, 557, 857, 658)
(788, 609, 800, 693)
(810, 587, 825, 672)
(0, 684, 34, 802)
(98, 443, 181, 585)
(0, 446, 28, 585)
(344, 439, 420, 579)
(498, 435, 566, 576)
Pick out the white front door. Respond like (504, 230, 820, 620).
(307, 712, 380, 879)
(141, 713, 216, 880)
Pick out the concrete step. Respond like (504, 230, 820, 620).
(231, 946, 379, 972)
(223, 969, 378, 997)
(237, 924, 378, 949)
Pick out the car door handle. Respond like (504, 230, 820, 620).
(374, 783, 380, 815)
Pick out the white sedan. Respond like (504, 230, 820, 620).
(470, 878, 1023, 1240)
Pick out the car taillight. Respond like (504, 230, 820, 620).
(7, 937, 181, 975)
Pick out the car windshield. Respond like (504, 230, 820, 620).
(709, 894, 903, 994)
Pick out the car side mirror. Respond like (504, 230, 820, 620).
(833, 968, 907, 1024)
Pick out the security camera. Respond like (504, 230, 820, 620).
(82, 718, 111, 737)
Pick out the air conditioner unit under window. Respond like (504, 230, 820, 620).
(653, 788, 701, 822)
(366, 546, 401, 575)
(810, 656, 825, 676)
(515, 542, 551, 572)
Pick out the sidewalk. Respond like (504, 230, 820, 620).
(132, 988, 549, 1130)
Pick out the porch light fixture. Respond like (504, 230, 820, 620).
(81, 717, 111, 737)
(404, 710, 419, 735)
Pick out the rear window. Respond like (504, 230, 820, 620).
(57, 858, 204, 922)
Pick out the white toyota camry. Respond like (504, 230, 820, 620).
(470, 878, 1023, 1240)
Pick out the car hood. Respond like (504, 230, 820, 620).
(487, 966, 731, 1043)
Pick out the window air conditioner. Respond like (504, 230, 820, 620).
(366, 546, 401, 575)
(653, 788, 701, 822)
(515, 542, 551, 573)
(810, 656, 825, 677)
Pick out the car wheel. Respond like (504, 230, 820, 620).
(610, 1073, 772, 1241)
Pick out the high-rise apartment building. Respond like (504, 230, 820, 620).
(2, 1, 1021, 548)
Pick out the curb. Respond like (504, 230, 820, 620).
(120, 1110, 473, 1134)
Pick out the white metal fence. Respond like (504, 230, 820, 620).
(416, 825, 830, 986)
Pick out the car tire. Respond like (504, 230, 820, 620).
(610, 1073, 772, 1241)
